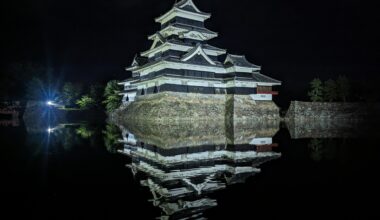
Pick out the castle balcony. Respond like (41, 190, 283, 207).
(256, 91, 279, 95)
(256, 143, 279, 152)
(256, 86, 279, 95)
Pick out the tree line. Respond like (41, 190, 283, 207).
(0, 62, 122, 113)
(32, 80, 121, 113)
(308, 76, 350, 102)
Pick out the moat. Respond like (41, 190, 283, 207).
(1, 114, 379, 219)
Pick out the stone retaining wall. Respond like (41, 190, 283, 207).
(112, 92, 280, 123)
(284, 101, 380, 138)
(285, 101, 379, 120)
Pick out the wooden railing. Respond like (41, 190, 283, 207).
(257, 86, 279, 95)
(257, 91, 279, 95)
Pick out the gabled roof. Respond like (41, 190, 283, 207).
(135, 56, 149, 66)
(154, 23, 217, 41)
(151, 22, 218, 39)
(149, 32, 165, 49)
(129, 54, 139, 68)
(181, 44, 216, 65)
(147, 32, 165, 41)
(174, 0, 206, 14)
(127, 54, 148, 71)
(224, 54, 260, 68)
(155, 1, 211, 24)
(179, 30, 208, 41)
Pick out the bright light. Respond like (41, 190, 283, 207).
(47, 101, 54, 106)
(47, 127, 53, 133)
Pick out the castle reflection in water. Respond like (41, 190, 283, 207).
(116, 121, 281, 219)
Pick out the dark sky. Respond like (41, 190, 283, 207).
(1, 0, 380, 102)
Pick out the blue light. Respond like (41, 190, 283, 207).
(47, 101, 54, 106)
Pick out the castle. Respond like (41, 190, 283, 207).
(119, 0, 281, 106)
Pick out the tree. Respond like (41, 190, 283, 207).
(103, 123, 121, 153)
(76, 95, 96, 109)
(336, 75, 350, 102)
(25, 77, 45, 100)
(103, 80, 121, 113)
(323, 79, 338, 102)
(89, 84, 104, 107)
(308, 78, 324, 102)
(61, 82, 83, 106)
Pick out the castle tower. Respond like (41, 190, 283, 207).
(119, 0, 281, 105)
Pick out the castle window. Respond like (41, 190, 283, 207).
(153, 86, 159, 93)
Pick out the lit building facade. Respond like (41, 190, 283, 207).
(120, 0, 281, 105)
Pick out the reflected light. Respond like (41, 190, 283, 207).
(47, 127, 53, 133)
(46, 101, 54, 106)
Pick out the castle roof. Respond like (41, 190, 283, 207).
(251, 72, 282, 84)
(123, 0, 282, 87)
(174, 0, 208, 15)
(224, 54, 260, 68)
(181, 44, 216, 65)
(155, 0, 211, 24)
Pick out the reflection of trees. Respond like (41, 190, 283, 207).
(308, 138, 340, 161)
(25, 126, 84, 154)
(60, 126, 84, 151)
(76, 125, 95, 139)
(308, 139, 324, 161)
(25, 122, 121, 154)
(25, 123, 108, 154)
(103, 123, 121, 153)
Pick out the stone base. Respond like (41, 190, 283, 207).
(286, 101, 380, 120)
(285, 101, 380, 138)
(111, 92, 280, 123)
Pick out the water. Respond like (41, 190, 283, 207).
(1, 117, 379, 219)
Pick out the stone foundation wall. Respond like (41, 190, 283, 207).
(284, 101, 380, 138)
(112, 92, 280, 123)
(232, 95, 280, 121)
(286, 101, 380, 120)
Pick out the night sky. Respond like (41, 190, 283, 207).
(2, 0, 380, 104)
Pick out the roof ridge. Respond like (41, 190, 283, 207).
(182, 43, 203, 58)
(252, 72, 282, 83)
(229, 54, 245, 57)
(181, 44, 216, 65)
(224, 54, 261, 68)
(174, 0, 206, 14)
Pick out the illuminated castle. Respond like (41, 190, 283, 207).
(120, 0, 281, 105)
